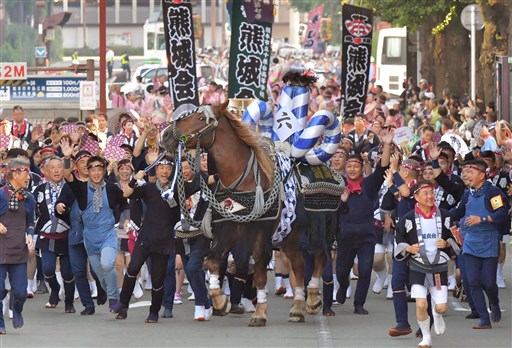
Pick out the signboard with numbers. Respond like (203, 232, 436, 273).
(0, 77, 85, 101)
(162, 0, 199, 119)
(228, 0, 273, 101)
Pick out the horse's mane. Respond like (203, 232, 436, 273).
(217, 108, 274, 184)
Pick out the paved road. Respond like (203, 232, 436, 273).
(1, 264, 511, 348)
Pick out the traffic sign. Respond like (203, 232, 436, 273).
(35, 46, 47, 58)
(0, 62, 27, 80)
(461, 4, 484, 31)
(79, 81, 97, 110)
(0, 77, 85, 100)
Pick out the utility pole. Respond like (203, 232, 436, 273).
(99, 0, 107, 113)
(211, 0, 216, 49)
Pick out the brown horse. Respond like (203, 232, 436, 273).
(161, 102, 333, 326)
(161, 102, 279, 327)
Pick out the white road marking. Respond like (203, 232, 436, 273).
(316, 313, 334, 348)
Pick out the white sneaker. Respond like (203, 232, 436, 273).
(497, 277, 506, 289)
(8, 309, 13, 319)
(2, 293, 9, 316)
(346, 285, 352, 299)
(448, 278, 456, 291)
(283, 291, 294, 299)
(383, 275, 389, 289)
(241, 298, 256, 313)
(350, 270, 358, 280)
(187, 284, 193, 295)
(144, 278, 152, 291)
(133, 280, 144, 299)
(372, 274, 386, 294)
(188, 293, 195, 301)
(173, 292, 183, 305)
(433, 314, 446, 335)
(386, 283, 393, 300)
(204, 306, 213, 321)
(89, 281, 98, 298)
(194, 305, 212, 321)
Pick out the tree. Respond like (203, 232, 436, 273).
(477, 0, 509, 105)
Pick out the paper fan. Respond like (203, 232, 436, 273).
(107, 135, 126, 148)
(104, 145, 127, 161)
(80, 135, 100, 155)
(158, 122, 171, 133)
(59, 124, 80, 134)
(0, 134, 10, 150)
(431, 131, 442, 145)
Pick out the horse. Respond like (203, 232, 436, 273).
(160, 102, 338, 326)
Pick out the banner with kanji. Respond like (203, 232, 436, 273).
(162, 0, 199, 118)
(228, 0, 273, 101)
(303, 5, 324, 51)
(340, 4, 373, 119)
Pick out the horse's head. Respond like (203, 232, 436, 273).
(161, 102, 228, 153)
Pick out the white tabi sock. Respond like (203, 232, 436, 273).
(209, 274, 220, 290)
(417, 317, 432, 347)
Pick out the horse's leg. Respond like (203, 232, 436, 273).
(305, 250, 326, 315)
(281, 229, 306, 323)
(248, 229, 270, 327)
(204, 258, 231, 316)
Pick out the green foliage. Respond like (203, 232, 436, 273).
(362, 0, 475, 31)
(5, 0, 36, 24)
(0, 23, 38, 66)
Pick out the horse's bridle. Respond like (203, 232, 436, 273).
(172, 105, 219, 148)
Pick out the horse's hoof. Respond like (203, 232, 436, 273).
(248, 317, 267, 327)
(212, 298, 231, 316)
(288, 312, 305, 323)
(306, 300, 323, 315)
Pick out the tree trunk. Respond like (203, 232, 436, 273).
(434, 5, 472, 100)
(418, 17, 436, 86)
(478, 0, 510, 105)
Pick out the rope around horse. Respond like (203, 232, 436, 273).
(175, 141, 282, 237)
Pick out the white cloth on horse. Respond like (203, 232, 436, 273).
(272, 152, 297, 246)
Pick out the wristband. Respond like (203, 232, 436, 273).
(64, 158, 71, 169)
(389, 185, 399, 194)
(392, 172, 405, 187)
(481, 216, 487, 223)
(128, 178, 137, 188)
(431, 159, 440, 169)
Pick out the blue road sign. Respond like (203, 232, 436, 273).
(0, 76, 86, 101)
(35, 47, 47, 58)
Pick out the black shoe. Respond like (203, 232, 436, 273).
(229, 304, 245, 315)
(36, 281, 48, 294)
(80, 307, 95, 315)
(162, 308, 173, 318)
(65, 304, 76, 313)
(491, 305, 501, 323)
(335, 287, 347, 305)
(145, 312, 159, 323)
(96, 291, 107, 306)
(353, 306, 368, 315)
(465, 312, 480, 319)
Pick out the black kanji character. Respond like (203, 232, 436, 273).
(346, 72, 367, 98)
(173, 70, 196, 102)
(239, 23, 265, 54)
(276, 112, 292, 129)
(168, 7, 192, 38)
(236, 54, 261, 87)
(347, 45, 368, 73)
(234, 87, 256, 99)
(170, 38, 194, 69)
(344, 98, 364, 118)
(311, 14, 321, 24)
